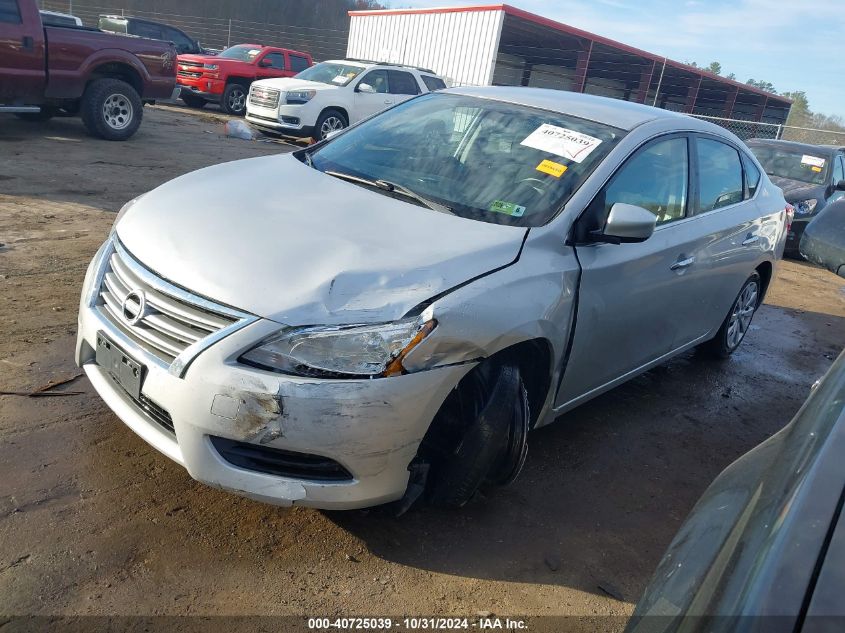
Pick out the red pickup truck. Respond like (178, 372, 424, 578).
(0, 0, 176, 140)
(177, 44, 312, 115)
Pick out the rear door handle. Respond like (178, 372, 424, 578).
(742, 233, 760, 246)
(670, 256, 695, 270)
(21, 36, 34, 51)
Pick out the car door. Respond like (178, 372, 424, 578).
(0, 0, 45, 103)
(352, 69, 390, 121)
(256, 50, 286, 79)
(557, 134, 716, 408)
(667, 135, 776, 350)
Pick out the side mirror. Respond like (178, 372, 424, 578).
(357, 82, 376, 94)
(835, 180, 845, 192)
(258, 59, 271, 67)
(592, 203, 657, 244)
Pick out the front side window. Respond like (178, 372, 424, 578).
(358, 70, 389, 93)
(218, 45, 263, 63)
(748, 144, 829, 185)
(262, 51, 285, 70)
(599, 137, 689, 226)
(698, 138, 744, 212)
(833, 155, 844, 185)
(294, 61, 365, 86)
(387, 70, 420, 95)
(289, 55, 310, 73)
(307, 93, 624, 227)
(0, 0, 19, 23)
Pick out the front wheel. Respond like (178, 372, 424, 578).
(221, 83, 247, 116)
(80, 78, 143, 141)
(704, 272, 761, 358)
(315, 109, 347, 140)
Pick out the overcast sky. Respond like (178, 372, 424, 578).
(395, 0, 845, 119)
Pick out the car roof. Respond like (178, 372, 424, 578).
(746, 138, 838, 156)
(325, 59, 438, 75)
(443, 86, 696, 131)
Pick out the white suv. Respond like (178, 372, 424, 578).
(245, 59, 447, 140)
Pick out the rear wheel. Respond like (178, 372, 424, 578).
(180, 92, 206, 109)
(704, 272, 761, 358)
(80, 78, 142, 141)
(221, 83, 248, 115)
(424, 363, 530, 508)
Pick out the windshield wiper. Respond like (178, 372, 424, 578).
(324, 171, 453, 214)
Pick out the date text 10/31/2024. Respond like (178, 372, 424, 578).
(307, 617, 528, 630)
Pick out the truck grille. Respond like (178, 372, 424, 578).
(177, 70, 202, 79)
(94, 241, 251, 371)
(249, 86, 280, 109)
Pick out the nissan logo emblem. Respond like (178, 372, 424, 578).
(121, 289, 148, 326)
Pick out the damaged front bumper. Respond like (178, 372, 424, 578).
(75, 243, 474, 510)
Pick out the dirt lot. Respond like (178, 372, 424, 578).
(1, 106, 844, 625)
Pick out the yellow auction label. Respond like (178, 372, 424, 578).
(536, 159, 568, 178)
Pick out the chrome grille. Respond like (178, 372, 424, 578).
(249, 86, 280, 109)
(93, 240, 255, 374)
(177, 70, 202, 79)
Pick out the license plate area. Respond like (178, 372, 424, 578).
(96, 332, 144, 400)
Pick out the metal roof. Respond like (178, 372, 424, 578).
(349, 3, 792, 106)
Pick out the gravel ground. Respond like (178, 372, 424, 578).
(1, 106, 844, 625)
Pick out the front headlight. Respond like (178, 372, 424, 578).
(286, 89, 316, 104)
(203, 63, 219, 70)
(794, 199, 818, 215)
(240, 318, 436, 378)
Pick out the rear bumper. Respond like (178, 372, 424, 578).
(142, 77, 178, 101)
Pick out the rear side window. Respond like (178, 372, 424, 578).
(387, 70, 421, 95)
(697, 138, 744, 212)
(421, 75, 447, 91)
(599, 136, 689, 226)
(0, 0, 21, 24)
(743, 155, 761, 198)
(132, 22, 164, 40)
(165, 27, 194, 53)
(262, 51, 285, 70)
(289, 55, 310, 73)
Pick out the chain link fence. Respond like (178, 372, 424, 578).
(691, 114, 845, 146)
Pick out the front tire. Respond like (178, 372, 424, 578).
(221, 83, 248, 116)
(426, 363, 530, 507)
(80, 78, 142, 141)
(704, 272, 761, 358)
(180, 93, 206, 109)
(315, 109, 347, 140)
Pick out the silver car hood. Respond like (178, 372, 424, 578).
(116, 154, 527, 326)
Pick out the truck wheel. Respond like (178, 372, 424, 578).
(15, 109, 54, 122)
(703, 272, 761, 359)
(180, 93, 206, 109)
(315, 109, 347, 140)
(80, 78, 143, 141)
(221, 83, 247, 116)
(425, 363, 530, 508)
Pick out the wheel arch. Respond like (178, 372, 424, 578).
(755, 260, 773, 304)
(88, 62, 143, 95)
(318, 105, 349, 125)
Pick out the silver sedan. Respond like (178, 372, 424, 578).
(76, 87, 790, 510)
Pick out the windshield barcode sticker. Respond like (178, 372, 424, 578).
(520, 125, 602, 163)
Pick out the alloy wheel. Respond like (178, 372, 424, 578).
(726, 280, 758, 349)
(320, 116, 345, 139)
(102, 94, 134, 130)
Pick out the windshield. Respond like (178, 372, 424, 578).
(218, 45, 263, 62)
(307, 93, 624, 227)
(295, 62, 366, 86)
(749, 145, 829, 185)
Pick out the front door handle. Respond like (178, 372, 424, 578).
(670, 256, 695, 270)
(742, 233, 760, 246)
(21, 36, 34, 51)
(384, 99, 394, 105)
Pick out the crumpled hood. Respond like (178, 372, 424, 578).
(769, 176, 824, 202)
(116, 154, 526, 325)
(250, 77, 337, 93)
